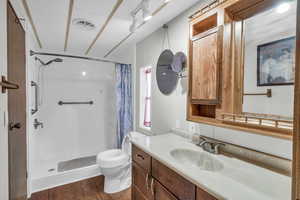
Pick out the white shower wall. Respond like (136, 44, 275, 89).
(29, 56, 117, 191)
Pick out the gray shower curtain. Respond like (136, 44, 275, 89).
(116, 63, 133, 148)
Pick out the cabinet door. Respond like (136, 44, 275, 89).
(154, 180, 178, 200)
(132, 185, 149, 200)
(132, 161, 153, 200)
(191, 27, 222, 104)
(197, 187, 218, 200)
(152, 159, 195, 200)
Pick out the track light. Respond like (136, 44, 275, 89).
(129, 0, 152, 32)
(129, 14, 137, 33)
(142, 0, 152, 21)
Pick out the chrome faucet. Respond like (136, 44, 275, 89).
(193, 135, 225, 155)
(33, 119, 43, 129)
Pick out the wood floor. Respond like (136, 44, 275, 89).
(30, 176, 131, 200)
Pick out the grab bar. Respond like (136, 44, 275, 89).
(31, 81, 38, 115)
(58, 101, 94, 105)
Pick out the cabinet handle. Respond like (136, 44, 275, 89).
(150, 178, 155, 195)
(136, 154, 145, 160)
(145, 173, 149, 189)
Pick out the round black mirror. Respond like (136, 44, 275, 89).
(156, 50, 178, 95)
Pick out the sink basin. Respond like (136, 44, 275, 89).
(170, 149, 224, 172)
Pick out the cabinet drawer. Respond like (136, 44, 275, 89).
(152, 159, 196, 200)
(197, 187, 218, 200)
(154, 180, 178, 200)
(132, 161, 153, 200)
(132, 145, 151, 172)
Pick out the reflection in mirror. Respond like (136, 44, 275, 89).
(242, 0, 296, 121)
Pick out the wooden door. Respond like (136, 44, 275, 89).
(7, 2, 27, 200)
(191, 27, 222, 105)
(154, 180, 177, 200)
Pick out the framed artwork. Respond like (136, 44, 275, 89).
(257, 37, 295, 86)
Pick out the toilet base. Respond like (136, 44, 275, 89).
(104, 176, 131, 194)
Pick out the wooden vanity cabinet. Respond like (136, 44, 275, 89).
(132, 145, 218, 200)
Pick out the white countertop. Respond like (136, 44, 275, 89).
(131, 132, 291, 200)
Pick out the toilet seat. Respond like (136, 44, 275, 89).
(97, 149, 129, 168)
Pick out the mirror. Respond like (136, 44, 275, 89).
(156, 49, 178, 95)
(242, 1, 296, 123)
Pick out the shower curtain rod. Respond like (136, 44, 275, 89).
(30, 50, 129, 65)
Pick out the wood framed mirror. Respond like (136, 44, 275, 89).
(187, 0, 298, 140)
(219, 0, 297, 138)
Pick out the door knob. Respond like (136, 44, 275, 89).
(9, 122, 21, 131)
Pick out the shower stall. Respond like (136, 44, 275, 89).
(28, 54, 118, 192)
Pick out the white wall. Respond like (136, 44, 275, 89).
(243, 2, 296, 117)
(28, 56, 117, 179)
(0, 0, 9, 199)
(26, 35, 40, 196)
(135, 0, 293, 159)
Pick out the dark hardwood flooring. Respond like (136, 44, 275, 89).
(30, 176, 131, 200)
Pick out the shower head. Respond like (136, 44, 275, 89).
(35, 57, 63, 66)
(46, 58, 63, 65)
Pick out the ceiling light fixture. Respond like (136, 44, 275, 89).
(129, 14, 138, 33)
(129, 0, 152, 32)
(276, 2, 290, 14)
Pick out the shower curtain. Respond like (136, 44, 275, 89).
(116, 63, 133, 148)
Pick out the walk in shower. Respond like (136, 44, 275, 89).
(28, 54, 117, 192)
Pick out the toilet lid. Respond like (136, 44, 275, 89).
(97, 149, 129, 168)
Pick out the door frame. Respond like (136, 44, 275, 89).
(0, 0, 9, 199)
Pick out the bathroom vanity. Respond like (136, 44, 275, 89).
(131, 133, 291, 200)
(132, 145, 216, 200)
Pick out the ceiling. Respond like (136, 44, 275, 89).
(10, 0, 201, 60)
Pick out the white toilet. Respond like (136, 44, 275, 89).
(97, 134, 132, 194)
